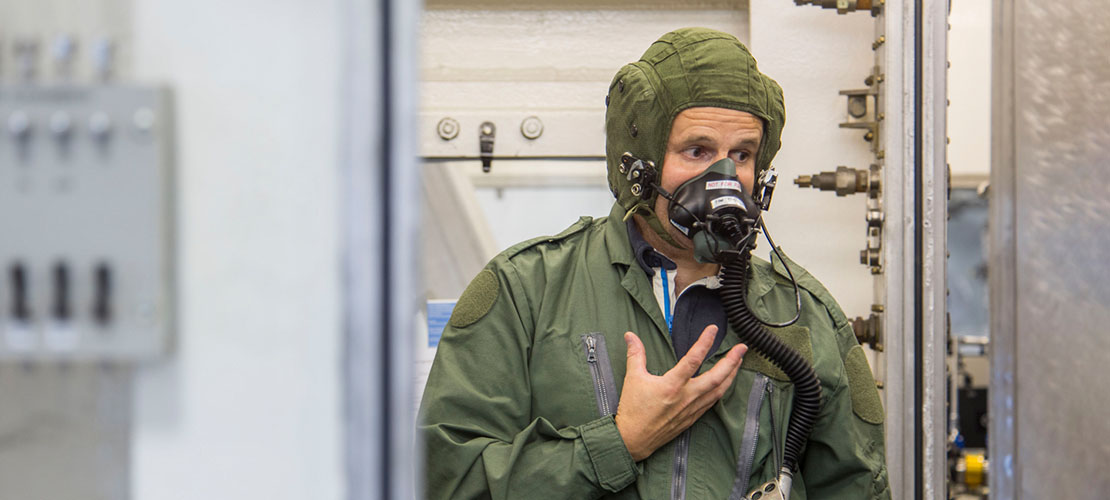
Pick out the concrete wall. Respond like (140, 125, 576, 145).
(129, 1, 342, 498)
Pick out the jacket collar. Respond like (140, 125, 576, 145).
(625, 219, 677, 277)
(603, 202, 637, 268)
(603, 202, 786, 306)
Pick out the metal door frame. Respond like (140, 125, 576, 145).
(882, 1, 948, 498)
(340, 0, 421, 498)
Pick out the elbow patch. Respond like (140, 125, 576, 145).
(844, 345, 884, 424)
(449, 269, 499, 328)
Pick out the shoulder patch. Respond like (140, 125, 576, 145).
(844, 345, 885, 424)
(741, 324, 812, 381)
(449, 269, 499, 328)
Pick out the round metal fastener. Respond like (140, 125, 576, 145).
(630, 123, 638, 138)
(520, 116, 543, 140)
(437, 117, 459, 141)
(631, 184, 642, 196)
(133, 107, 156, 132)
(8, 111, 31, 138)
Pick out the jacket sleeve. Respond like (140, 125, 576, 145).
(800, 321, 891, 499)
(418, 259, 639, 500)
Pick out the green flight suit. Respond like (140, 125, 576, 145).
(420, 203, 890, 499)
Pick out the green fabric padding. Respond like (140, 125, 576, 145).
(845, 345, 885, 424)
(449, 269, 499, 328)
(604, 27, 786, 245)
(740, 324, 812, 381)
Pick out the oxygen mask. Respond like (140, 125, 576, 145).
(664, 158, 762, 264)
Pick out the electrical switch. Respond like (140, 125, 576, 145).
(88, 112, 113, 143)
(52, 262, 71, 322)
(9, 263, 30, 323)
(93, 263, 113, 325)
(50, 112, 73, 141)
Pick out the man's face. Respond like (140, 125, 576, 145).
(653, 107, 763, 250)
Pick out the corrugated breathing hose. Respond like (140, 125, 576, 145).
(719, 254, 822, 476)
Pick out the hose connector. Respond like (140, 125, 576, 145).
(744, 468, 793, 500)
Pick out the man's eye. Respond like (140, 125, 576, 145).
(733, 151, 751, 163)
(684, 146, 706, 158)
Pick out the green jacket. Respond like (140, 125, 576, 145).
(420, 204, 890, 499)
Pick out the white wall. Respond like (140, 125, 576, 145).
(948, 0, 991, 178)
(129, 1, 342, 499)
(750, 0, 877, 319)
(421, 8, 750, 252)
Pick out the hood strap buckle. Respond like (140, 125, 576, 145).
(756, 166, 778, 211)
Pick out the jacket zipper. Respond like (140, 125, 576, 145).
(729, 374, 770, 500)
(671, 429, 691, 500)
(582, 334, 618, 416)
(766, 382, 783, 473)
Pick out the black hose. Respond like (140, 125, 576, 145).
(719, 255, 822, 473)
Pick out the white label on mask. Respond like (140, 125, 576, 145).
(710, 196, 745, 210)
(706, 180, 742, 191)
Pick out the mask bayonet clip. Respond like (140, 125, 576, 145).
(756, 166, 778, 211)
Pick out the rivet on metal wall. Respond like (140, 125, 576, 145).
(8, 111, 32, 139)
(133, 108, 156, 133)
(520, 116, 543, 140)
(436, 117, 459, 141)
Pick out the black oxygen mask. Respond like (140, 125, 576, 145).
(665, 158, 762, 264)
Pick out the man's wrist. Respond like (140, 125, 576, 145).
(614, 413, 649, 461)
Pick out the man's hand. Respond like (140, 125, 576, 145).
(613, 325, 747, 461)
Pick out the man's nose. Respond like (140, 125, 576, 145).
(709, 149, 730, 164)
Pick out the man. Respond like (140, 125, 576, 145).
(420, 27, 890, 499)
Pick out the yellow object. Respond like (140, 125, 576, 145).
(965, 453, 986, 489)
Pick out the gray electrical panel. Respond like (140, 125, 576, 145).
(0, 84, 174, 360)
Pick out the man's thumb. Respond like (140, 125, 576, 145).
(624, 332, 646, 373)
